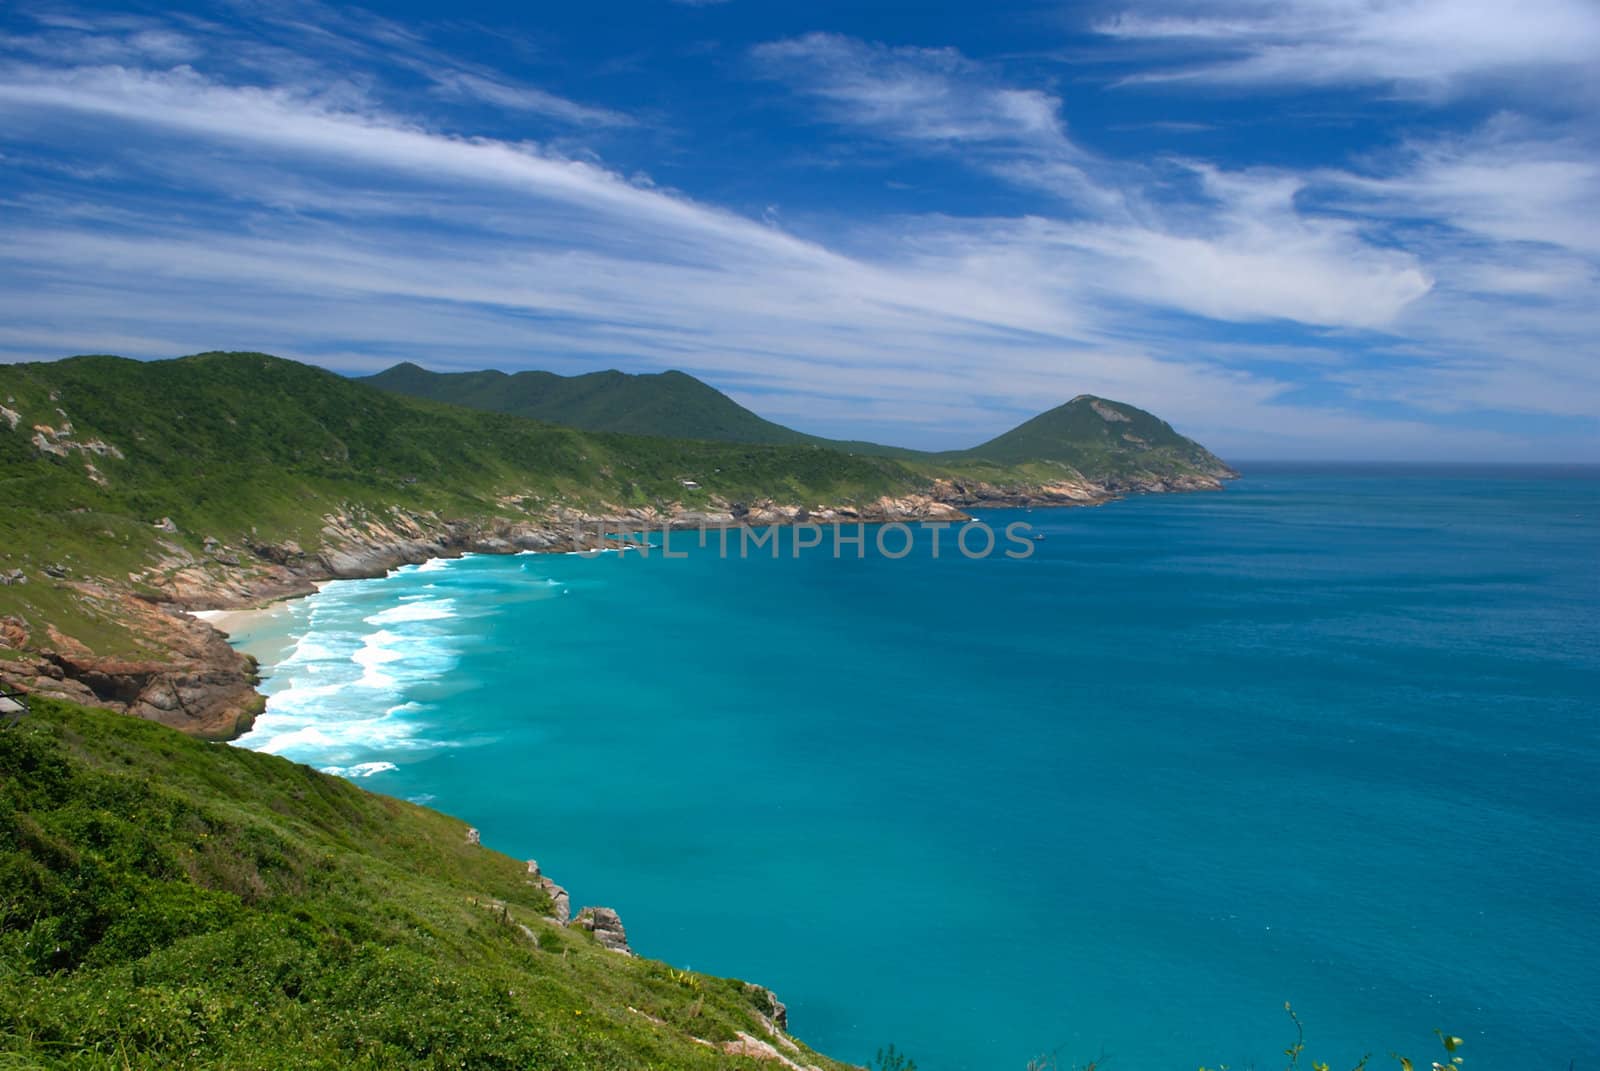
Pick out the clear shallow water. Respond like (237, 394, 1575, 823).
(232, 466, 1600, 1071)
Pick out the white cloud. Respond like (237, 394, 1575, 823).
(749, 35, 1432, 328)
(427, 71, 634, 128)
(753, 33, 1070, 151)
(0, 13, 1594, 459)
(1098, 0, 1600, 100)
(1328, 120, 1600, 256)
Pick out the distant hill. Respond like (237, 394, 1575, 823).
(953, 394, 1234, 479)
(364, 362, 818, 446)
(364, 363, 1231, 479)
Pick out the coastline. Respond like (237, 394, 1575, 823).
(2, 472, 1234, 742)
(189, 579, 336, 639)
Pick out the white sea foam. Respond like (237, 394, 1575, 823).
(365, 598, 456, 625)
(233, 567, 476, 772)
(320, 761, 398, 779)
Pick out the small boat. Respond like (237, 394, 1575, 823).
(1033, 533, 1046, 541)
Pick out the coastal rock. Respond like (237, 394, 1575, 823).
(7, 592, 265, 740)
(542, 879, 571, 924)
(746, 983, 789, 1033)
(246, 539, 304, 565)
(570, 906, 632, 955)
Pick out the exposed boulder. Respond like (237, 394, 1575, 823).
(570, 906, 632, 955)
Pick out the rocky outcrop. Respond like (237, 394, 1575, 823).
(570, 906, 632, 955)
(746, 983, 789, 1033)
(0, 592, 264, 740)
(527, 859, 572, 923)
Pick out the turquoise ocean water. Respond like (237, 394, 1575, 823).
(230, 465, 1599, 1070)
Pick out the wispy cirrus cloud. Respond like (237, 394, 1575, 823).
(752, 33, 1072, 152)
(426, 71, 634, 127)
(749, 31, 1432, 326)
(0, 3, 1594, 459)
(1095, 0, 1600, 101)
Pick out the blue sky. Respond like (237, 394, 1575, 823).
(1, 0, 1596, 458)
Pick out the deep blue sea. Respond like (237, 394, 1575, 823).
(231, 465, 1600, 1071)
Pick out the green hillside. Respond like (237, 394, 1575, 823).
(951, 394, 1234, 479)
(0, 698, 854, 1070)
(0, 352, 917, 537)
(364, 362, 819, 446)
(361, 363, 1230, 478)
(0, 352, 925, 655)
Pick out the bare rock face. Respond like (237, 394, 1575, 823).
(570, 906, 632, 955)
(1091, 399, 1132, 422)
(523, 859, 571, 921)
(10, 593, 265, 740)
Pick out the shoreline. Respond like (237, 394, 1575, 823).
(190, 579, 334, 639)
(3, 477, 1234, 741)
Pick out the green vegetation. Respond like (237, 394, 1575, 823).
(361, 364, 1233, 482)
(945, 394, 1232, 480)
(0, 698, 851, 1070)
(364, 362, 823, 447)
(0, 352, 917, 541)
(0, 352, 923, 655)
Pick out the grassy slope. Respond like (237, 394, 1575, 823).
(0, 699, 852, 1070)
(947, 395, 1233, 478)
(0, 352, 924, 656)
(364, 363, 820, 447)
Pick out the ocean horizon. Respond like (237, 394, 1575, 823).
(226, 463, 1600, 1070)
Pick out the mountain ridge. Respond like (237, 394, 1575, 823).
(361, 361, 1234, 477)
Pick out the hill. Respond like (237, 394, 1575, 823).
(364, 362, 820, 446)
(362, 362, 1231, 481)
(0, 697, 855, 1070)
(952, 394, 1234, 479)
